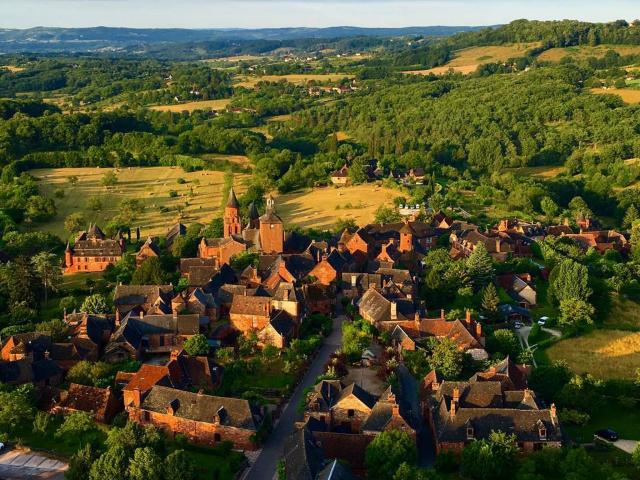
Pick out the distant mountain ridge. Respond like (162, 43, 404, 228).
(0, 25, 486, 53)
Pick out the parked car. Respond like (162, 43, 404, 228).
(595, 428, 618, 441)
(514, 322, 524, 329)
(0, 442, 4, 451)
(538, 316, 549, 326)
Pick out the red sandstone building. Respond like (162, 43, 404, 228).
(64, 224, 125, 274)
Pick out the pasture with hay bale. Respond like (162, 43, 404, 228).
(31, 166, 249, 238)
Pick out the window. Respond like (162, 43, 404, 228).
(348, 409, 355, 418)
(214, 433, 221, 442)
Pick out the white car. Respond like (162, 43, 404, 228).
(514, 322, 524, 329)
(538, 316, 549, 326)
(0, 442, 4, 451)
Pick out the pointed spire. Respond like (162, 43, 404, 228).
(65, 241, 71, 251)
(248, 201, 259, 219)
(226, 187, 239, 209)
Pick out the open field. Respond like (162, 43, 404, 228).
(235, 73, 353, 88)
(0, 65, 25, 72)
(149, 98, 231, 112)
(591, 87, 640, 104)
(31, 166, 249, 238)
(276, 184, 396, 230)
(539, 44, 640, 63)
(405, 43, 539, 76)
(503, 165, 567, 179)
(546, 330, 640, 379)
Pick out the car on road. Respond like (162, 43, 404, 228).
(514, 322, 524, 329)
(595, 428, 618, 441)
(538, 316, 549, 326)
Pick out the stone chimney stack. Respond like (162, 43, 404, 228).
(390, 301, 397, 320)
(465, 310, 471, 325)
(450, 400, 457, 418)
(453, 387, 460, 404)
(440, 309, 445, 320)
(476, 322, 482, 337)
(392, 403, 400, 417)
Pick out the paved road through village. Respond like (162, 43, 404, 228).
(244, 313, 345, 480)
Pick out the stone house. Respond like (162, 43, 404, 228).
(136, 237, 161, 267)
(64, 224, 125, 274)
(198, 236, 247, 267)
(126, 385, 261, 450)
(52, 383, 122, 423)
(104, 313, 200, 362)
(179, 257, 219, 292)
(229, 295, 272, 333)
(330, 164, 350, 186)
(113, 284, 175, 323)
(424, 378, 561, 454)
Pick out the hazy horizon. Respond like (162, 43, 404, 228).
(1, 0, 639, 30)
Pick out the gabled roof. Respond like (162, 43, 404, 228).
(269, 310, 296, 337)
(140, 385, 257, 430)
(138, 237, 161, 257)
(335, 383, 377, 410)
(230, 295, 271, 316)
(58, 383, 115, 417)
(283, 427, 325, 480)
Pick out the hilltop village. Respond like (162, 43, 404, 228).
(3, 182, 638, 479)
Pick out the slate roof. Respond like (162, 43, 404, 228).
(357, 288, 415, 323)
(284, 231, 312, 254)
(226, 187, 240, 209)
(260, 209, 283, 224)
(269, 310, 296, 337)
(32, 359, 62, 382)
(470, 356, 529, 391)
(113, 285, 174, 315)
(341, 273, 382, 290)
(138, 237, 161, 256)
(230, 295, 271, 316)
(0, 359, 33, 384)
(166, 223, 187, 248)
(336, 383, 377, 409)
(140, 385, 258, 430)
(283, 427, 329, 480)
(317, 460, 356, 480)
(204, 264, 238, 296)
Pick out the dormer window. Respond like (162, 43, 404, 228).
(466, 426, 474, 440)
(537, 420, 547, 440)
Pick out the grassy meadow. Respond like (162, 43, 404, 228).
(538, 44, 640, 62)
(149, 98, 231, 112)
(32, 166, 249, 238)
(591, 87, 640, 104)
(546, 329, 640, 380)
(235, 73, 354, 88)
(405, 43, 540, 76)
(276, 184, 397, 230)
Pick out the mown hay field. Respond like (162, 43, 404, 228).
(591, 87, 640, 104)
(149, 98, 232, 112)
(539, 44, 640, 63)
(276, 184, 397, 230)
(32, 166, 249, 238)
(503, 165, 567, 179)
(405, 43, 540, 76)
(546, 330, 640, 379)
(235, 73, 354, 88)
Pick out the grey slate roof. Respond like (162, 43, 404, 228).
(140, 385, 257, 430)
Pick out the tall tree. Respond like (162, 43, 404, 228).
(549, 258, 592, 304)
(466, 244, 494, 290)
(128, 447, 163, 480)
(165, 450, 197, 480)
(481, 283, 500, 319)
(31, 252, 62, 305)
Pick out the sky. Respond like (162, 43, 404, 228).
(0, 0, 638, 29)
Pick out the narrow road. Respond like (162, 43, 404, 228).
(0, 449, 67, 479)
(244, 313, 345, 480)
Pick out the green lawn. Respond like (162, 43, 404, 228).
(564, 403, 640, 443)
(217, 357, 296, 398)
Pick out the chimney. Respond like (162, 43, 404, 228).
(139, 311, 144, 319)
(450, 401, 457, 418)
(390, 301, 397, 320)
(476, 322, 482, 337)
(132, 388, 141, 407)
(453, 387, 460, 404)
(414, 311, 420, 329)
(170, 349, 180, 362)
(440, 309, 445, 320)
(550, 403, 557, 420)
(351, 275, 357, 287)
(465, 310, 471, 325)
(523, 389, 532, 401)
(392, 403, 400, 417)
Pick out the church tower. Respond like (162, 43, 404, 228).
(259, 194, 284, 254)
(399, 219, 415, 253)
(247, 201, 260, 229)
(224, 188, 241, 238)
